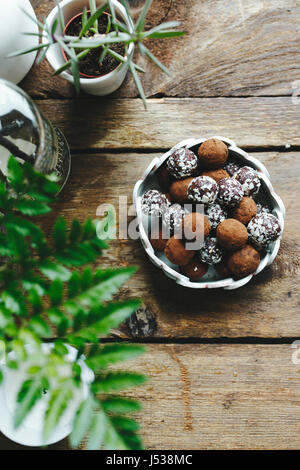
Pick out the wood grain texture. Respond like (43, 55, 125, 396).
(22, 0, 300, 99)
(34, 150, 299, 339)
(1, 344, 300, 450)
(37, 97, 300, 149)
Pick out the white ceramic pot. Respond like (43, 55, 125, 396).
(43, 0, 134, 95)
(0, 0, 38, 84)
(0, 344, 94, 447)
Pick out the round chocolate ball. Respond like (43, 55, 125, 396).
(201, 168, 230, 183)
(233, 166, 261, 196)
(205, 203, 227, 230)
(169, 177, 193, 204)
(182, 212, 211, 241)
(218, 178, 243, 207)
(181, 258, 208, 281)
(223, 161, 240, 176)
(141, 189, 170, 217)
(247, 213, 281, 248)
(231, 197, 257, 225)
(227, 244, 260, 278)
(216, 218, 248, 251)
(150, 229, 168, 252)
(198, 138, 228, 169)
(164, 236, 195, 266)
(166, 148, 198, 179)
(187, 176, 218, 204)
(198, 237, 224, 265)
(162, 203, 185, 233)
(256, 202, 270, 215)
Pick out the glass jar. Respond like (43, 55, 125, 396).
(0, 79, 70, 192)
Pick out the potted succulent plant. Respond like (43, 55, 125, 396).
(9, 0, 185, 107)
(0, 156, 146, 449)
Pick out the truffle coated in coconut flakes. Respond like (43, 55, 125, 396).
(198, 237, 224, 265)
(141, 190, 170, 217)
(205, 203, 227, 230)
(218, 178, 243, 207)
(247, 213, 281, 248)
(233, 166, 261, 196)
(166, 148, 198, 179)
(187, 176, 218, 204)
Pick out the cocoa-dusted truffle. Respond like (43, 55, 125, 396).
(157, 164, 172, 191)
(166, 148, 198, 179)
(247, 213, 281, 248)
(149, 230, 167, 252)
(218, 178, 243, 207)
(187, 176, 218, 204)
(181, 258, 208, 281)
(198, 138, 228, 169)
(224, 161, 240, 176)
(201, 168, 229, 183)
(216, 218, 248, 251)
(231, 197, 257, 225)
(256, 202, 270, 215)
(162, 203, 185, 233)
(205, 203, 227, 230)
(198, 237, 224, 265)
(169, 177, 193, 204)
(227, 244, 260, 278)
(164, 236, 195, 266)
(141, 190, 170, 217)
(182, 212, 211, 241)
(233, 166, 261, 196)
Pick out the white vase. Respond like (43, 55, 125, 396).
(0, 0, 38, 84)
(44, 0, 134, 96)
(0, 344, 94, 447)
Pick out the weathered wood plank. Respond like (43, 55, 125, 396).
(37, 97, 300, 149)
(1, 344, 300, 450)
(22, 0, 300, 99)
(36, 151, 299, 339)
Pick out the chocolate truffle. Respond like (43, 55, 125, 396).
(231, 197, 257, 225)
(216, 218, 248, 251)
(256, 202, 270, 215)
(141, 190, 170, 217)
(227, 244, 260, 278)
(182, 212, 211, 241)
(166, 148, 198, 179)
(197, 138, 228, 169)
(205, 203, 227, 230)
(181, 258, 208, 281)
(233, 166, 261, 196)
(157, 164, 172, 191)
(247, 213, 281, 248)
(149, 230, 167, 251)
(201, 168, 230, 183)
(198, 237, 224, 265)
(218, 178, 243, 207)
(187, 176, 218, 204)
(164, 236, 195, 266)
(215, 259, 232, 278)
(224, 161, 240, 176)
(162, 203, 185, 233)
(169, 177, 193, 204)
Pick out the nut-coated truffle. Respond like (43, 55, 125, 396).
(149, 230, 167, 252)
(182, 212, 211, 241)
(169, 177, 193, 204)
(205, 203, 227, 230)
(216, 218, 248, 251)
(231, 197, 257, 225)
(233, 166, 261, 196)
(218, 178, 243, 207)
(197, 138, 228, 169)
(164, 236, 195, 266)
(162, 203, 185, 233)
(256, 202, 270, 215)
(141, 190, 170, 217)
(166, 148, 198, 179)
(198, 237, 224, 265)
(181, 258, 208, 281)
(247, 213, 281, 248)
(201, 168, 230, 183)
(187, 176, 218, 204)
(227, 244, 260, 278)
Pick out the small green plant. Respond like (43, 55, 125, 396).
(0, 156, 146, 449)
(10, 0, 185, 108)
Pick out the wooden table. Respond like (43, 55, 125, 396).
(1, 0, 300, 450)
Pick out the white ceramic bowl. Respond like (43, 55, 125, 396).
(133, 136, 286, 290)
(43, 0, 134, 96)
